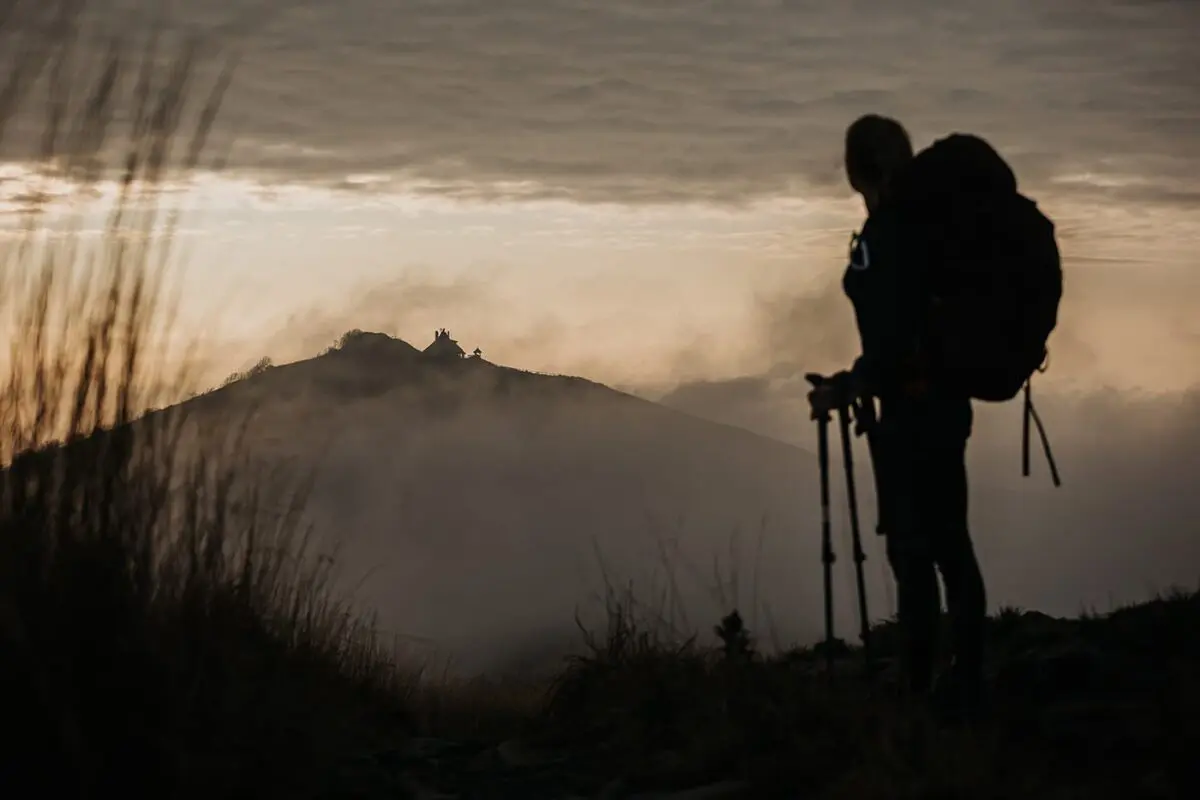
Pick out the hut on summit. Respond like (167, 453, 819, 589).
(422, 328, 466, 361)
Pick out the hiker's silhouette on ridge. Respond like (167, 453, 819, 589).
(810, 114, 1062, 722)
(811, 113, 985, 718)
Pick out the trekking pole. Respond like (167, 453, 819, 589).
(805, 373, 837, 676)
(837, 401, 872, 672)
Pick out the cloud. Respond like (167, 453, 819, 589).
(225, 271, 496, 368)
(211, 266, 666, 387)
(751, 272, 861, 378)
(3, 0, 1196, 206)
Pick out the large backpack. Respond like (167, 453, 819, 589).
(891, 133, 1063, 403)
(890, 133, 1064, 483)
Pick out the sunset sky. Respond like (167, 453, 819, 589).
(4, 0, 1198, 395)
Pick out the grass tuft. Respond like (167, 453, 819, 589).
(0, 5, 411, 797)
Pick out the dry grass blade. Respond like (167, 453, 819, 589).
(0, 4, 413, 797)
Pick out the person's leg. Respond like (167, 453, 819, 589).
(879, 402, 941, 696)
(885, 526, 940, 695)
(926, 406, 987, 715)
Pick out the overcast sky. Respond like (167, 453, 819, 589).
(3, 0, 1198, 392)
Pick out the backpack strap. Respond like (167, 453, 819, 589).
(1022, 376, 1062, 487)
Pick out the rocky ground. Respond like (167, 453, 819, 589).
(324, 590, 1199, 799)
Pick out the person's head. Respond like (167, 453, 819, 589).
(844, 114, 913, 212)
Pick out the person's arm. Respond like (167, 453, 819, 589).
(848, 216, 926, 396)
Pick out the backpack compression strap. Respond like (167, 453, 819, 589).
(1022, 377, 1062, 487)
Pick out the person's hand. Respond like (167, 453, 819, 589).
(807, 382, 841, 416)
(807, 370, 855, 416)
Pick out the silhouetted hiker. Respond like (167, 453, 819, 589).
(812, 114, 981, 717)
(810, 114, 1063, 722)
(854, 115, 984, 719)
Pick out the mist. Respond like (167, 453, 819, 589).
(171, 353, 825, 675)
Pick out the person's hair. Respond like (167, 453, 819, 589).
(844, 114, 914, 194)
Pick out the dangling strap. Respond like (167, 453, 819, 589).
(1022, 378, 1062, 487)
(1022, 380, 1031, 477)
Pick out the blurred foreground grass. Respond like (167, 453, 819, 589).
(0, 5, 411, 796)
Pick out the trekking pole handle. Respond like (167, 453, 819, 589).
(807, 372, 853, 424)
(805, 371, 854, 390)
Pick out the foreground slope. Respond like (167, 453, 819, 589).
(376, 589, 1200, 799)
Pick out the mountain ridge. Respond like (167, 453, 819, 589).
(181, 330, 814, 460)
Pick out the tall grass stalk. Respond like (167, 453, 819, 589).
(0, 4, 410, 796)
